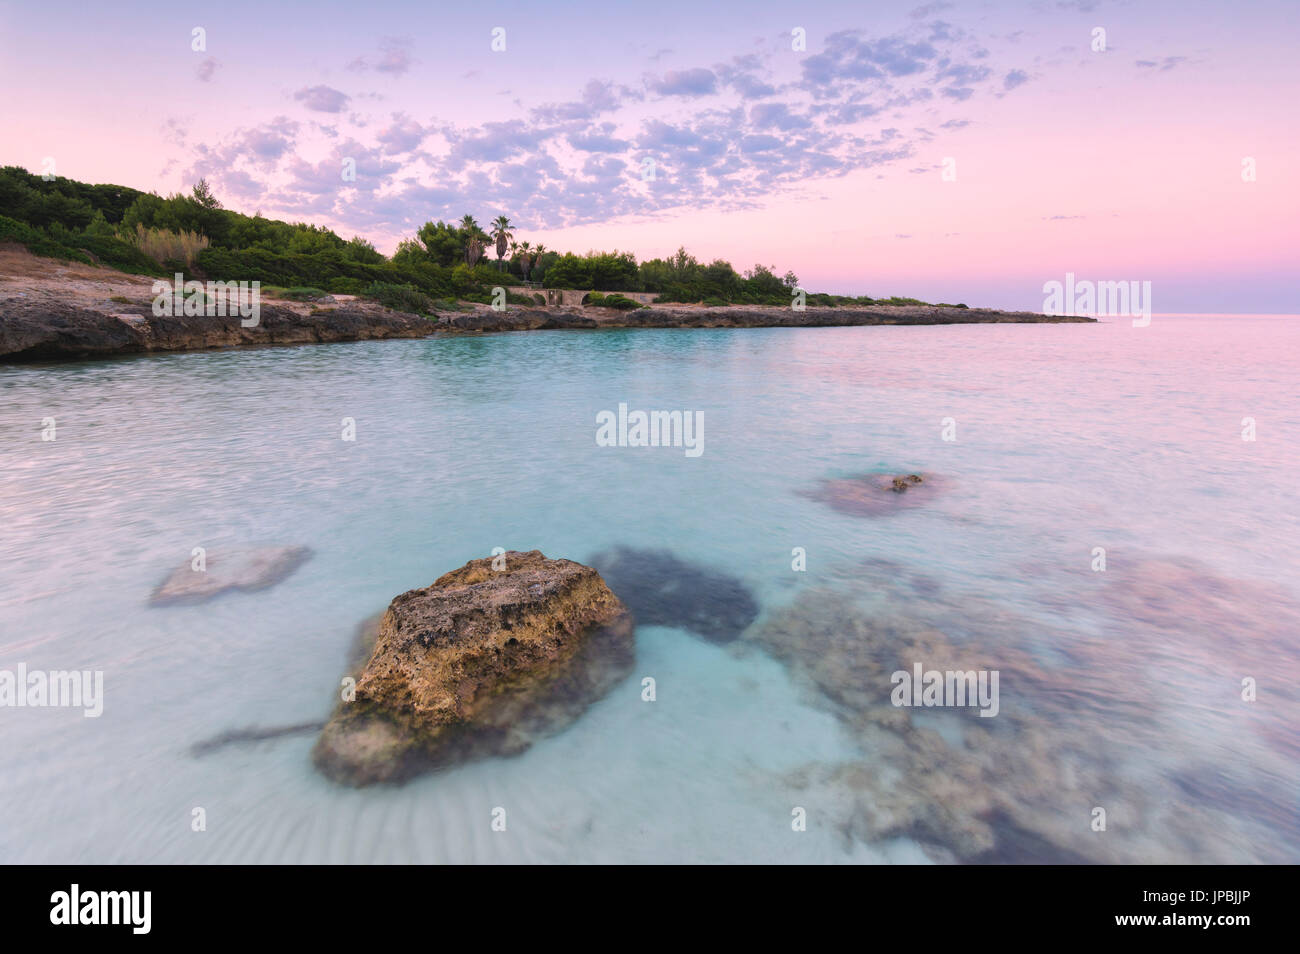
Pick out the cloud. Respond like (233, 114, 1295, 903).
(374, 113, 429, 154)
(195, 57, 220, 82)
(282, 141, 401, 197)
(825, 101, 882, 125)
(348, 37, 415, 76)
(938, 62, 992, 85)
(567, 123, 632, 153)
(716, 56, 777, 99)
(531, 79, 631, 122)
(170, 17, 1033, 241)
(909, 1, 953, 17)
(802, 31, 940, 91)
(740, 134, 783, 153)
(1135, 56, 1188, 72)
(181, 118, 301, 203)
(652, 68, 719, 97)
(446, 120, 555, 164)
(294, 85, 351, 113)
(239, 120, 300, 163)
(749, 103, 812, 131)
(1003, 69, 1029, 90)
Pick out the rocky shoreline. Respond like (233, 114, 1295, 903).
(0, 296, 432, 362)
(0, 246, 1095, 363)
(0, 298, 1095, 362)
(436, 302, 1094, 334)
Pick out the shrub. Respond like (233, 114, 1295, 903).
(0, 214, 161, 274)
(430, 298, 472, 312)
(327, 277, 367, 295)
(276, 286, 331, 301)
(363, 281, 434, 314)
(590, 292, 641, 310)
(125, 222, 209, 267)
(701, 297, 729, 307)
(76, 233, 163, 274)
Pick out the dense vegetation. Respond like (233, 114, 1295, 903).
(582, 292, 643, 310)
(0, 167, 956, 309)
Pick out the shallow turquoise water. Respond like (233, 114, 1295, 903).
(1, 316, 1297, 863)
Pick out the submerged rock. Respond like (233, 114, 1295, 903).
(589, 546, 759, 644)
(149, 545, 311, 606)
(313, 550, 633, 786)
(747, 562, 1300, 864)
(800, 472, 940, 517)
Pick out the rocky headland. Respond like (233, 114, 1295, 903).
(0, 245, 1095, 362)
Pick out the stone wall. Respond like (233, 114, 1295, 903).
(505, 287, 659, 308)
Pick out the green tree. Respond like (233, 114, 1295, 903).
(344, 236, 385, 264)
(458, 214, 487, 267)
(515, 240, 533, 280)
(489, 215, 514, 272)
(191, 179, 221, 210)
(415, 220, 464, 266)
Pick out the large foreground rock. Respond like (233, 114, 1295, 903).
(313, 550, 634, 786)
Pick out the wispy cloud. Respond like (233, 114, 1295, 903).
(182, 18, 1032, 239)
(195, 57, 220, 83)
(347, 37, 415, 76)
(652, 68, 720, 97)
(293, 85, 351, 113)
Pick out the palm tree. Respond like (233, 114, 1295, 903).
(516, 240, 533, 281)
(465, 235, 485, 268)
(458, 214, 486, 268)
(490, 215, 514, 272)
(531, 243, 547, 280)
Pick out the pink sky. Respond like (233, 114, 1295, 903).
(0, 0, 1296, 310)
